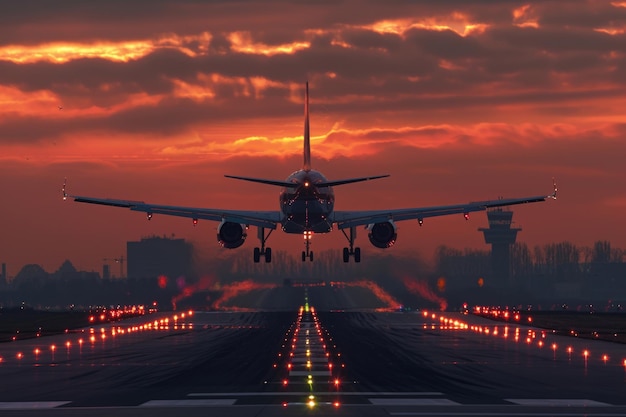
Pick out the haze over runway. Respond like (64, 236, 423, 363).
(0, 287, 625, 416)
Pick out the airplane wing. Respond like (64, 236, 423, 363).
(331, 183, 557, 229)
(65, 194, 281, 229)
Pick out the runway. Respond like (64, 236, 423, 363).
(0, 288, 625, 416)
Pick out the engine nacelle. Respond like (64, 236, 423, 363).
(367, 221, 397, 249)
(217, 221, 247, 249)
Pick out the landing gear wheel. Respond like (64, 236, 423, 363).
(309, 251, 313, 262)
(302, 251, 306, 262)
(265, 247, 272, 263)
(253, 247, 261, 263)
(254, 227, 274, 264)
(341, 227, 362, 263)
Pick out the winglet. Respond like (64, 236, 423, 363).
(550, 177, 557, 199)
(62, 177, 68, 201)
(303, 81, 311, 172)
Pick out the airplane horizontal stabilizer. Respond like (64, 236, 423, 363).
(224, 175, 297, 188)
(318, 174, 390, 188)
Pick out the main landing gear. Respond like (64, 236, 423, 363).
(341, 227, 361, 263)
(253, 227, 273, 263)
(302, 231, 313, 262)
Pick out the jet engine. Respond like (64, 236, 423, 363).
(367, 221, 397, 249)
(217, 221, 247, 249)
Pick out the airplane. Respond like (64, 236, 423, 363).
(64, 82, 557, 263)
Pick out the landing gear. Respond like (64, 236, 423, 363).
(302, 230, 313, 262)
(253, 227, 273, 263)
(254, 247, 272, 263)
(341, 227, 361, 263)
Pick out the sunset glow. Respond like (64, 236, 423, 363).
(1, 0, 625, 274)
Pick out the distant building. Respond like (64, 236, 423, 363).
(127, 236, 193, 279)
(102, 264, 111, 280)
(478, 208, 520, 287)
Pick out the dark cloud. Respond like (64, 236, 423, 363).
(537, 0, 626, 29)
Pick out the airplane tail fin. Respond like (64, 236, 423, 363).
(303, 81, 311, 172)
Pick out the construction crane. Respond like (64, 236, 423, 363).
(103, 256, 125, 278)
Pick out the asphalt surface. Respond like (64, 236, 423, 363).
(1, 287, 626, 417)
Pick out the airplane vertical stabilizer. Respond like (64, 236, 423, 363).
(303, 82, 311, 172)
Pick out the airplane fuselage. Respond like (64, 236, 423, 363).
(280, 169, 334, 234)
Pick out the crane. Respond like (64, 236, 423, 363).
(103, 256, 125, 278)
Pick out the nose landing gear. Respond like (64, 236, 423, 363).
(302, 230, 313, 261)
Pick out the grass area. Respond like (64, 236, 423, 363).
(0, 308, 92, 342)
(476, 310, 626, 344)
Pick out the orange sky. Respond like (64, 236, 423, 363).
(1, 0, 625, 276)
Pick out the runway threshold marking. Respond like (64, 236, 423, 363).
(389, 413, 626, 417)
(0, 402, 70, 409)
(188, 392, 445, 397)
(140, 399, 236, 407)
(370, 398, 461, 406)
(506, 399, 612, 406)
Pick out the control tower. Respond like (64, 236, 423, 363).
(478, 208, 520, 286)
